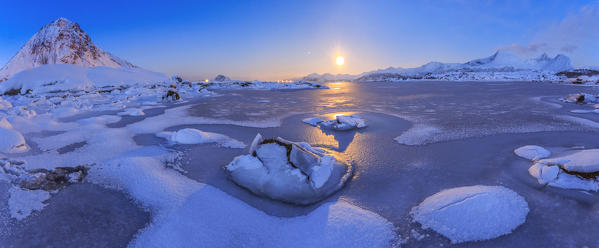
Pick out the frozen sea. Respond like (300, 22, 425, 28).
(2, 81, 599, 247)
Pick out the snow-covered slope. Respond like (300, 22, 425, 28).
(0, 17, 135, 82)
(303, 51, 575, 82)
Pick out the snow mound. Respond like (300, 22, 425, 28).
(0, 96, 12, 110)
(157, 128, 246, 148)
(307, 115, 366, 131)
(514, 145, 551, 161)
(411, 185, 529, 244)
(225, 134, 353, 204)
(0, 118, 28, 153)
(0, 64, 169, 95)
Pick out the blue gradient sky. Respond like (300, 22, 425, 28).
(0, 0, 597, 80)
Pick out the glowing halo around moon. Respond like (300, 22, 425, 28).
(336, 55, 344, 66)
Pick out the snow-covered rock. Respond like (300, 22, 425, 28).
(411, 185, 529, 244)
(514, 145, 551, 161)
(0, 17, 135, 82)
(563, 93, 598, 104)
(520, 146, 599, 191)
(225, 134, 353, 204)
(157, 128, 246, 148)
(0, 118, 28, 153)
(316, 115, 367, 131)
(539, 149, 599, 173)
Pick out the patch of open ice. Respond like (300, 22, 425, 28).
(411, 185, 529, 244)
(8, 186, 51, 220)
(514, 145, 551, 161)
(157, 128, 246, 148)
(225, 134, 352, 204)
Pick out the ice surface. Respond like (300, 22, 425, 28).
(225, 135, 352, 204)
(157, 128, 246, 148)
(411, 185, 529, 244)
(514, 145, 551, 161)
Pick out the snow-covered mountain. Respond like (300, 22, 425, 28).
(0, 17, 135, 82)
(303, 51, 574, 82)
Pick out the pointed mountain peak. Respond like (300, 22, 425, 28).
(0, 18, 135, 82)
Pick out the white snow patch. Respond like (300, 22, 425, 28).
(394, 124, 443, 146)
(411, 185, 529, 244)
(8, 186, 51, 220)
(302, 117, 324, 126)
(118, 108, 145, 116)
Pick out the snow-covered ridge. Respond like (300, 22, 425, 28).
(303, 50, 575, 82)
(0, 17, 135, 82)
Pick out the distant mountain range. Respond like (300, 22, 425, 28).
(0, 18, 135, 82)
(303, 51, 577, 82)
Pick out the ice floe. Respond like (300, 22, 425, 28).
(303, 114, 367, 131)
(411, 185, 529, 244)
(225, 134, 352, 204)
(517, 145, 599, 191)
(513, 145, 551, 161)
(157, 128, 246, 148)
(117, 108, 145, 116)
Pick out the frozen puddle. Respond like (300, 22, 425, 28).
(411, 185, 529, 244)
(516, 145, 599, 191)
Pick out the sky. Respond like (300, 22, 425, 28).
(0, 0, 598, 80)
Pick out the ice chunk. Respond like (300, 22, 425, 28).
(225, 134, 353, 204)
(411, 185, 529, 244)
(159, 128, 246, 148)
(302, 117, 324, 126)
(0, 118, 29, 153)
(8, 186, 51, 220)
(514, 145, 551, 161)
(320, 115, 367, 131)
(526, 148, 599, 191)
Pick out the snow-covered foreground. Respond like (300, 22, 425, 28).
(2, 80, 599, 247)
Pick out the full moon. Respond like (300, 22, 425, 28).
(336, 56, 344, 66)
